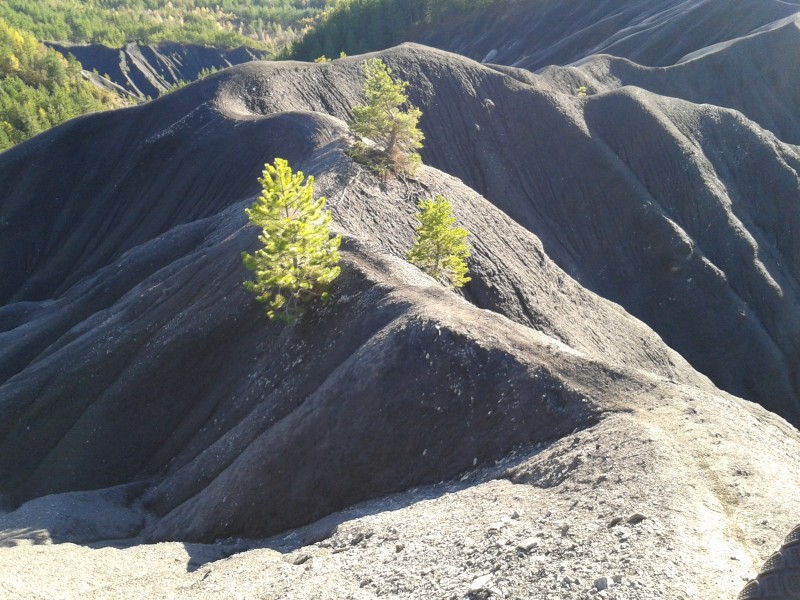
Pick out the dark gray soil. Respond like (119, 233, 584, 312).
(416, 0, 800, 70)
(2, 6, 800, 598)
(537, 17, 800, 145)
(47, 41, 267, 99)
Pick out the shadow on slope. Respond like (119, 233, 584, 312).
(1, 43, 800, 545)
(2, 101, 663, 541)
(538, 16, 800, 145)
(200, 45, 800, 421)
(414, 0, 800, 70)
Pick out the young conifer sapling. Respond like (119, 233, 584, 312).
(407, 195, 470, 288)
(242, 158, 341, 323)
(350, 58, 424, 175)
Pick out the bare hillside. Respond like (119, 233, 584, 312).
(1, 25, 800, 600)
(417, 0, 800, 69)
(46, 42, 267, 99)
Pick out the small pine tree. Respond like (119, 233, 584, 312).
(350, 58, 424, 175)
(242, 158, 342, 323)
(407, 195, 471, 288)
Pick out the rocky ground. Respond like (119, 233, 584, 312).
(4, 4, 800, 599)
(2, 377, 798, 599)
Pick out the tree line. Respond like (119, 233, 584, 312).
(0, 18, 120, 151)
(0, 0, 330, 51)
(0, 0, 498, 152)
(291, 0, 498, 60)
(0, 1, 334, 151)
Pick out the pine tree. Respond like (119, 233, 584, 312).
(407, 195, 471, 288)
(350, 58, 424, 175)
(242, 158, 342, 323)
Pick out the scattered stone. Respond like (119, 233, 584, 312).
(627, 513, 647, 525)
(395, 542, 405, 552)
(594, 576, 614, 591)
(608, 517, 624, 528)
(292, 553, 311, 565)
(350, 532, 365, 545)
(470, 574, 493, 592)
(529, 554, 548, 562)
(517, 538, 538, 552)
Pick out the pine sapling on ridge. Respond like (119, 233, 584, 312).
(350, 57, 424, 176)
(242, 158, 341, 323)
(407, 195, 471, 288)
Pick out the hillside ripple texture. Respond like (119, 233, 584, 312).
(2, 6, 800, 599)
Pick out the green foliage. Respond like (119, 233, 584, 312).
(407, 195, 470, 288)
(158, 78, 189, 96)
(0, 1, 340, 150)
(198, 65, 220, 79)
(292, 0, 500, 60)
(0, 18, 120, 151)
(242, 157, 342, 323)
(0, 0, 332, 53)
(350, 58, 423, 176)
(576, 85, 588, 97)
(343, 141, 389, 177)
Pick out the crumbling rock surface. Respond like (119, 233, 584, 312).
(2, 36, 800, 600)
(46, 41, 267, 99)
(1, 391, 799, 598)
(415, 0, 800, 70)
(210, 43, 800, 420)
(0, 98, 702, 538)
